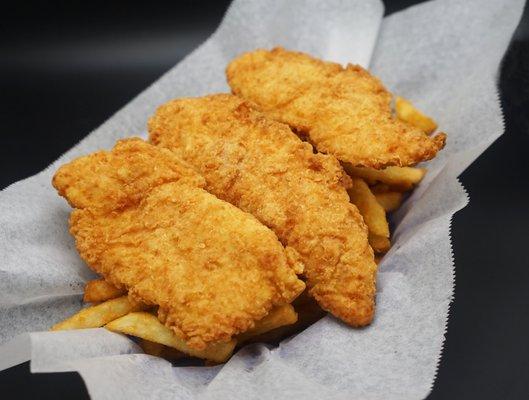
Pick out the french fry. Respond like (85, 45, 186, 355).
(239, 293, 325, 345)
(237, 304, 298, 344)
(83, 279, 126, 303)
(375, 191, 404, 212)
(348, 178, 389, 240)
(139, 338, 165, 357)
(51, 296, 146, 331)
(395, 96, 438, 134)
(369, 183, 391, 194)
(345, 164, 426, 192)
(105, 312, 236, 363)
(238, 320, 296, 345)
(138, 339, 185, 361)
(162, 346, 185, 360)
(369, 233, 391, 254)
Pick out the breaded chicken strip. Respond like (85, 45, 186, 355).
(149, 95, 377, 326)
(53, 138, 204, 213)
(227, 47, 446, 169)
(53, 139, 305, 349)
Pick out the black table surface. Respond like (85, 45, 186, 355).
(1, 1, 528, 399)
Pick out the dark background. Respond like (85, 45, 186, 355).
(1, 1, 528, 398)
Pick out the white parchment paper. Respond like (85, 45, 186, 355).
(0, 0, 524, 399)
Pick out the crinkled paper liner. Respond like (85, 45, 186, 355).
(0, 0, 524, 399)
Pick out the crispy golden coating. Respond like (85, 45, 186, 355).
(227, 47, 446, 169)
(53, 138, 205, 213)
(149, 94, 377, 326)
(54, 139, 305, 349)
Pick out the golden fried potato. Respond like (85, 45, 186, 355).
(138, 339, 185, 361)
(369, 183, 391, 194)
(138, 338, 165, 357)
(395, 97, 438, 134)
(368, 234, 391, 254)
(51, 296, 146, 331)
(237, 304, 298, 344)
(238, 291, 326, 345)
(105, 312, 236, 363)
(348, 178, 389, 238)
(347, 178, 391, 254)
(374, 192, 404, 212)
(345, 165, 425, 192)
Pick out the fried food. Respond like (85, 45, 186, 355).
(347, 178, 390, 253)
(149, 94, 377, 327)
(227, 48, 446, 169)
(395, 96, 438, 134)
(53, 138, 204, 213)
(83, 279, 126, 303)
(368, 234, 391, 254)
(237, 290, 326, 345)
(374, 191, 404, 212)
(51, 296, 147, 331)
(53, 139, 305, 349)
(106, 312, 237, 363)
(237, 304, 298, 344)
(344, 165, 426, 191)
(138, 339, 185, 361)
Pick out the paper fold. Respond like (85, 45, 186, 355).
(0, 0, 524, 399)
